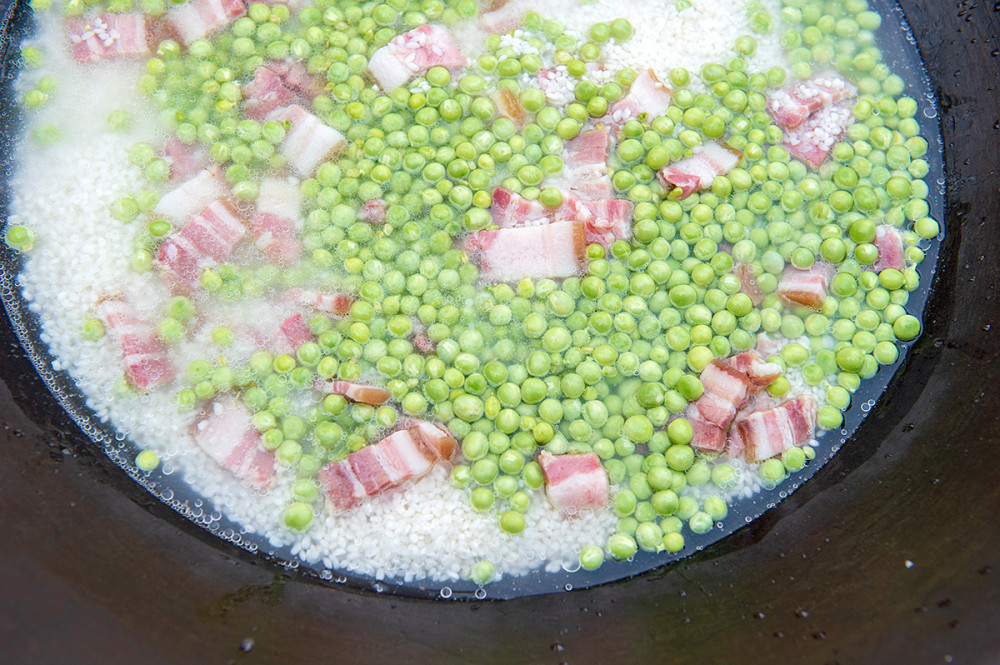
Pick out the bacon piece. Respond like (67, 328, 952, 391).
(734, 395, 817, 463)
(537, 451, 609, 514)
(192, 400, 275, 490)
(658, 142, 742, 199)
(729, 350, 782, 388)
(582, 199, 633, 247)
(154, 168, 227, 223)
(251, 178, 301, 265)
(777, 263, 835, 309)
(608, 69, 672, 127)
(684, 410, 728, 453)
(66, 14, 150, 64)
(96, 297, 176, 392)
(359, 198, 387, 225)
(166, 0, 246, 45)
(162, 137, 208, 183)
(493, 87, 527, 127)
(767, 75, 856, 131)
(478, 0, 526, 33)
(489, 186, 549, 228)
(872, 224, 905, 272)
(465, 220, 587, 282)
(317, 380, 392, 406)
(243, 60, 319, 121)
(565, 128, 614, 199)
(367, 24, 466, 92)
(318, 421, 458, 512)
(783, 101, 853, 170)
(277, 313, 314, 350)
(268, 104, 346, 177)
(734, 262, 765, 306)
(156, 200, 245, 290)
(287, 288, 353, 316)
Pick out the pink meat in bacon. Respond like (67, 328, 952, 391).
(179, 200, 246, 261)
(734, 262, 765, 306)
(729, 351, 783, 388)
(409, 420, 458, 461)
(783, 101, 853, 170)
(96, 297, 176, 392)
(359, 199, 387, 225)
(537, 451, 609, 514)
(317, 380, 392, 406)
(250, 213, 300, 264)
(658, 142, 742, 199)
(154, 168, 227, 224)
(162, 137, 208, 183)
(734, 395, 817, 463)
(872, 224, 905, 272)
(277, 313, 314, 350)
(582, 199, 633, 247)
(166, 0, 246, 45)
(268, 104, 346, 176)
(287, 288, 353, 316)
(367, 24, 466, 92)
(685, 409, 728, 454)
(767, 75, 856, 131)
(465, 220, 587, 282)
(66, 14, 149, 64)
(243, 60, 319, 121)
(565, 127, 614, 199)
(317, 460, 367, 511)
(608, 69, 672, 127)
(777, 263, 835, 309)
(193, 400, 275, 490)
(349, 445, 394, 495)
(490, 186, 549, 228)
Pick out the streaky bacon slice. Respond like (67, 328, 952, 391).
(872, 224, 905, 272)
(733, 395, 817, 463)
(734, 262, 765, 306)
(276, 313, 314, 351)
(684, 409, 728, 453)
(608, 69, 672, 127)
(767, 75, 856, 131)
(730, 351, 783, 388)
(465, 220, 587, 282)
(154, 167, 227, 224)
(318, 421, 458, 511)
(478, 1, 526, 33)
(65, 13, 150, 64)
(162, 137, 208, 183)
(166, 0, 246, 45)
(192, 400, 275, 490)
(565, 127, 615, 199)
(537, 451, 610, 514)
(658, 142, 742, 199)
(582, 199, 633, 247)
(243, 60, 320, 121)
(286, 288, 354, 316)
(783, 101, 853, 170)
(268, 104, 346, 177)
(252, 176, 303, 264)
(315, 380, 392, 406)
(96, 297, 176, 392)
(156, 200, 245, 291)
(490, 186, 549, 228)
(777, 263, 835, 309)
(367, 24, 466, 92)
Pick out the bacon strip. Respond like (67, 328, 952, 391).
(276, 313, 314, 351)
(465, 220, 587, 282)
(250, 176, 301, 264)
(367, 24, 466, 92)
(156, 200, 246, 290)
(783, 101, 853, 170)
(315, 380, 392, 406)
(608, 69, 672, 127)
(268, 104, 346, 177)
(537, 451, 610, 514)
(872, 224, 905, 272)
(192, 400, 275, 490)
(243, 60, 319, 121)
(96, 297, 176, 392)
(66, 14, 150, 64)
(162, 137, 208, 183)
(733, 395, 817, 463)
(564, 127, 614, 199)
(286, 288, 354, 316)
(166, 0, 246, 45)
(582, 199, 633, 247)
(318, 422, 457, 511)
(658, 142, 742, 199)
(767, 75, 856, 131)
(154, 168, 227, 224)
(734, 262, 765, 306)
(777, 263, 835, 310)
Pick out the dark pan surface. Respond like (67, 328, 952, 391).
(2, 0, 999, 662)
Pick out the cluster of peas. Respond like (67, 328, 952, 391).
(14, 0, 937, 578)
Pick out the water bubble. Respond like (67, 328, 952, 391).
(439, 587, 453, 599)
(474, 588, 487, 599)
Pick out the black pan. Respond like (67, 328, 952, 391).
(2, 0, 999, 662)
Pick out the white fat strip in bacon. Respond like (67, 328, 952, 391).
(377, 429, 435, 480)
(537, 451, 609, 515)
(734, 395, 817, 463)
(465, 220, 587, 283)
(96, 297, 176, 392)
(193, 400, 275, 489)
(608, 69, 672, 127)
(315, 380, 392, 406)
(565, 128, 614, 199)
(734, 262, 765, 306)
(777, 263, 835, 309)
(767, 75, 856, 131)
(179, 200, 246, 261)
(658, 142, 742, 199)
(478, 0, 526, 33)
(783, 101, 853, 170)
(872, 224, 905, 272)
(256, 175, 301, 219)
(66, 14, 150, 64)
(317, 460, 367, 510)
(367, 24, 466, 92)
(162, 137, 208, 183)
(153, 167, 227, 223)
(166, 0, 246, 45)
(251, 176, 301, 264)
(348, 445, 393, 496)
(286, 288, 353, 316)
(409, 420, 458, 461)
(268, 104, 346, 177)
(729, 350, 782, 389)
